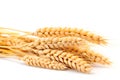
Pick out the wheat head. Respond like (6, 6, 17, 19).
(21, 55, 68, 70)
(32, 27, 106, 44)
(32, 49, 92, 73)
(29, 37, 87, 50)
(61, 46, 111, 65)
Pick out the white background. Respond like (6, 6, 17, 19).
(0, 0, 120, 80)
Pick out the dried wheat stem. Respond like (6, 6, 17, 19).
(33, 49, 92, 73)
(0, 37, 26, 47)
(0, 48, 15, 56)
(20, 55, 68, 70)
(9, 35, 36, 43)
(0, 27, 31, 34)
(0, 46, 27, 57)
(33, 27, 106, 44)
(0, 31, 19, 35)
(29, 37, 86, 50)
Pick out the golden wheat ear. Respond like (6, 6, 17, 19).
(32, 49, 92, 73)
(59, 46, 111, 65)
(28, 37, 87, 50)
(20, 55, 68, 70)
(0, 46, 68, 70)
(81, 49, 111, 65)
(32, 27, 107, 45)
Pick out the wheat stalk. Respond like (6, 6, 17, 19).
(0, 27, 31, 34)
(32, 27, 106, 44)
(13, 35, 36, 43)
(0, 48, 16, 57)
(32, 49, 92, 73)
(0, 36, 26, 47)
(20, 55, 68, 70)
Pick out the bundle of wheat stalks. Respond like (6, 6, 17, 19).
(0, 27, 111, 73)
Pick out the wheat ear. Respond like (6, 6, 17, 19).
(62, 46, 111, 65)
(32, 27, 106, 44)
(81, 49, 111, 65)
(0, 46, 68, 70)
(29, 37, 86, 50)
(33, 49, 92, 73)
(20, 55, 68, 70)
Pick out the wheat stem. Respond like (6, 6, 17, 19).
(0, 27, 31, 34)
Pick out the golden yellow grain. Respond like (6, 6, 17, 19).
(29, 37, 87, 50)
(21, 55, 68, 70)
(33, 27, 106, 44)
(33, 49, 92, 73)
(61, 46, 111, 65)
(81, 49, 111, 65)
